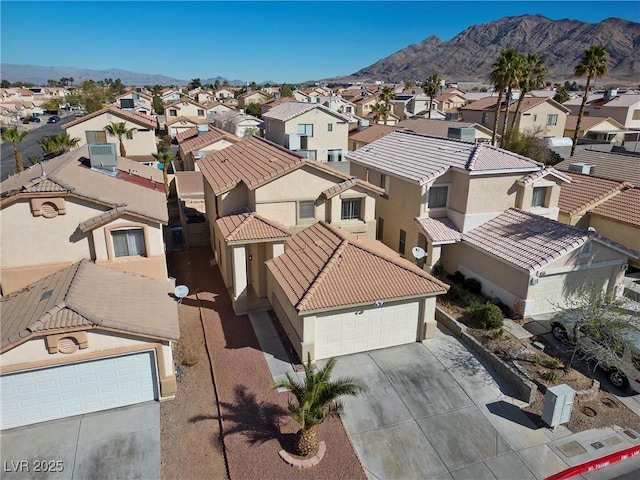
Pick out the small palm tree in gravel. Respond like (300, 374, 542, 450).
(274, 354, 365, 457)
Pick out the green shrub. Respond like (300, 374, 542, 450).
(446, 284, 464, 302)
(542, 357, 563, 370)
(466, 301, 503, 329)
(542, 369, 561, 383)
(463, 278, 482, 294)
(431, 260, 444, 279)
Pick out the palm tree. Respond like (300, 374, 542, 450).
(153, 150, 175, 198)
(38, 136, 60, 160)
(422, 74, 442, 119)
(510, 53, 548, 129)
(379, 86, 395, 112)
(571, 44, 609, 156)
(1, 126, 28, 172)
(489, 48, 521, 146)
(498, 49, 523, 142)
(104, 121, 137, 157)
(274, 354, 365, 457)
(54, 133, 80, 154)
(370, 101, 389, 124)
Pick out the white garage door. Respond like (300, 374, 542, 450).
(1, 352, 157, 430)
(314, 301, 420, 360)
(532, 270, 611, 315)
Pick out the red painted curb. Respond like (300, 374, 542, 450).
(545, 444, 640, 480)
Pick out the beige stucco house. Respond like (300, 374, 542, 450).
(0, 146, 169, 295)
(199, 135, 383, 314)
(563, 116, 627, 144)
(65, 106, 158, 161)
(167, 116, 202, 139)
(462, 96, 571, 139)
(262, 102, 351, 164)
(177, 125, 241, 171)
(266, 221, 448, 362)
(238, 90, 270, 108)
(165, 99, 209, 123)
(563, 90, 640, 130)
(349, 124, 399, 151)
(211, 109, 262, 138)
(0, 259, 179, 429)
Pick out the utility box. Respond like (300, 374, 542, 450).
(542, 384, 576, 428)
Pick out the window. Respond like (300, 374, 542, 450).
(197, 109, 205, 116)
(298, 201, 315, 220)
(546, 114, 558, 126)
(533, 114, 537, 122)
(376, 217, 384, 241)
(298, 150, 317, 160)
(379, 173, 389, 197)
(327, 123, 333, 132)
(86, 130, 107, 143)
(633, 110, 640, 120)
(112, 228, 146, 257)
(399, 229, 406, 255)
(327, 149, 342, 162)
(341, 198, 361, 220)
(345, 106, 353, 114)
(169, 109, 177, 117)
(297, 124, 314, 137)
(428, 185, 448, 209)
(481, 112, 489, 125)
(531, 187, 547, 207)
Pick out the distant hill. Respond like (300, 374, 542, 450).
(0, 64, 246, 87)
(333, 15, 640, 84)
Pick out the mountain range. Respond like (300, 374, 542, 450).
(2, 15, 638, 87)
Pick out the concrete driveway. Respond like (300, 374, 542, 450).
(0, 402, 160, 479)
(324, 326, 596, 480)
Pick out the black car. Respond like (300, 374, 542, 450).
(47, 115, 61, 123)
(22, 115, 41, 124)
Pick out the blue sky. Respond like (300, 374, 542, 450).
(1, 1, 639, 83)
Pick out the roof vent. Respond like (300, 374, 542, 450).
(567, 162, 595, 175)
(197, 124, 209, 135)
(88, 142, 118, 176)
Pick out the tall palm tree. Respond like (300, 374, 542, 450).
(510, 53, 548, 129)
(104, 121, 137, 157)
(498, 49, 523, 142)
(1, 126, 28, 172)
(370, 101, 389, 124)
(153, 150, 175, 198)
(489, 48, 520, 146)
(379, 86, 395, 112)
(422, 74, 442, 119)
(571, 44, 609, 156)
(274, 354, 365, 456)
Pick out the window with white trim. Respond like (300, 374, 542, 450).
(546, 114, 558, 126)
(112, 228, 146, 257)
(327, 149, 342, 162)
(531, 187, 547, 207)
(341, 198, 361, 220)
(428, 185, 448, 209)
(297, 124, 313, 137)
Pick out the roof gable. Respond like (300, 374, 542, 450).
(64, 106, 157, 130)
(216, 212, 291, 243)
(558, 171, 629, 216)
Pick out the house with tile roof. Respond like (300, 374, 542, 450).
(211, 109, 262, 138)
(166, 115, 203, 139)
(164, 98, 209, 125)
(0, 259, 180, 429)
(237, 90, 270, 108)
(262, 102, 351, 166)
(0, 145, 169, 294)
(177, 125, 241, 171)
(557, 170, 639, 267)
(435, 89, 467, 113)
(563, 116, 627, 144)
(462, 95, 571, 140)
(65, 106, 158, 162)
(199, 135, 383, 314)
(265, 221, 448, 362)
(446, 208, 637, 316)
(563, 90, 640, 130)
(349, 124, 399, 151)
(214, 88, 235, 100)
(397, 118, 494, 143)
(554, 149, 640, 187)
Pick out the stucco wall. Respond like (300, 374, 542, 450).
(266, 268, 306, 360)
(66, 113, 157, 156)
(588, 216, 640, 267)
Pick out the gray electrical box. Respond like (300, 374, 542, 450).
(542, 384, 576, 428)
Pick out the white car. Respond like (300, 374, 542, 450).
(551, 314, 640, 393)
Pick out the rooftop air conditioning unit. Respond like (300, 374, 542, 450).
(567, 162, 595, 175)
(88, 143, 118, 176)
(447, 127, 475, 143)
(197, 124, 209, 135)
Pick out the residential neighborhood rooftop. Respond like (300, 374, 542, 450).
(262, 101, 351, 122)
(557, 171, 630, 216)
(216, 212, 292, 243)
(63, 105, 158, 130)
(590, 187, 640, 227)
(555, 150, 640, 186)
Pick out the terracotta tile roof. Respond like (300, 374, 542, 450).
(216, 212, 291, 243)
(462, 208, 594, 272)
(164, 99, 207, 109)
(166, 116, 204, 126)
(78, 206, 128, 232)
(266, 222, 448, 312)
(199, 136, 382, 196)
(555, 150, 640, 186)
(1, 260, 179, 350)
(517, 167, 571, 186)
(349, 124, 399, 144)
(564, 116, 625, 131)
(176, 127, 198, 143)
(397, 118, 492, 138)
(604, 93, 640, 107)
(590, 188, 640, 227)
(64, 105, 157, 130)
(1, 146, 167, 223)
(415, 217, 461, 244)
(179, 126, 240, 154)
(557, 171, 629, 216)
(238, 91, 269, 101)
(262, 102, 350, 122)
(346, 130, 540, 185)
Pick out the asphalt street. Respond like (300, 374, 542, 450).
(1, 114, 75, 182)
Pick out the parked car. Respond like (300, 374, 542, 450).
(47, 115, 61, 123)
(551, 313, 640, 392)
(22, 115, 41, 124)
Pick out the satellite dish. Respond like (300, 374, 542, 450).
(174, 285, 189, 300)
(412, 246, 427, 260)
